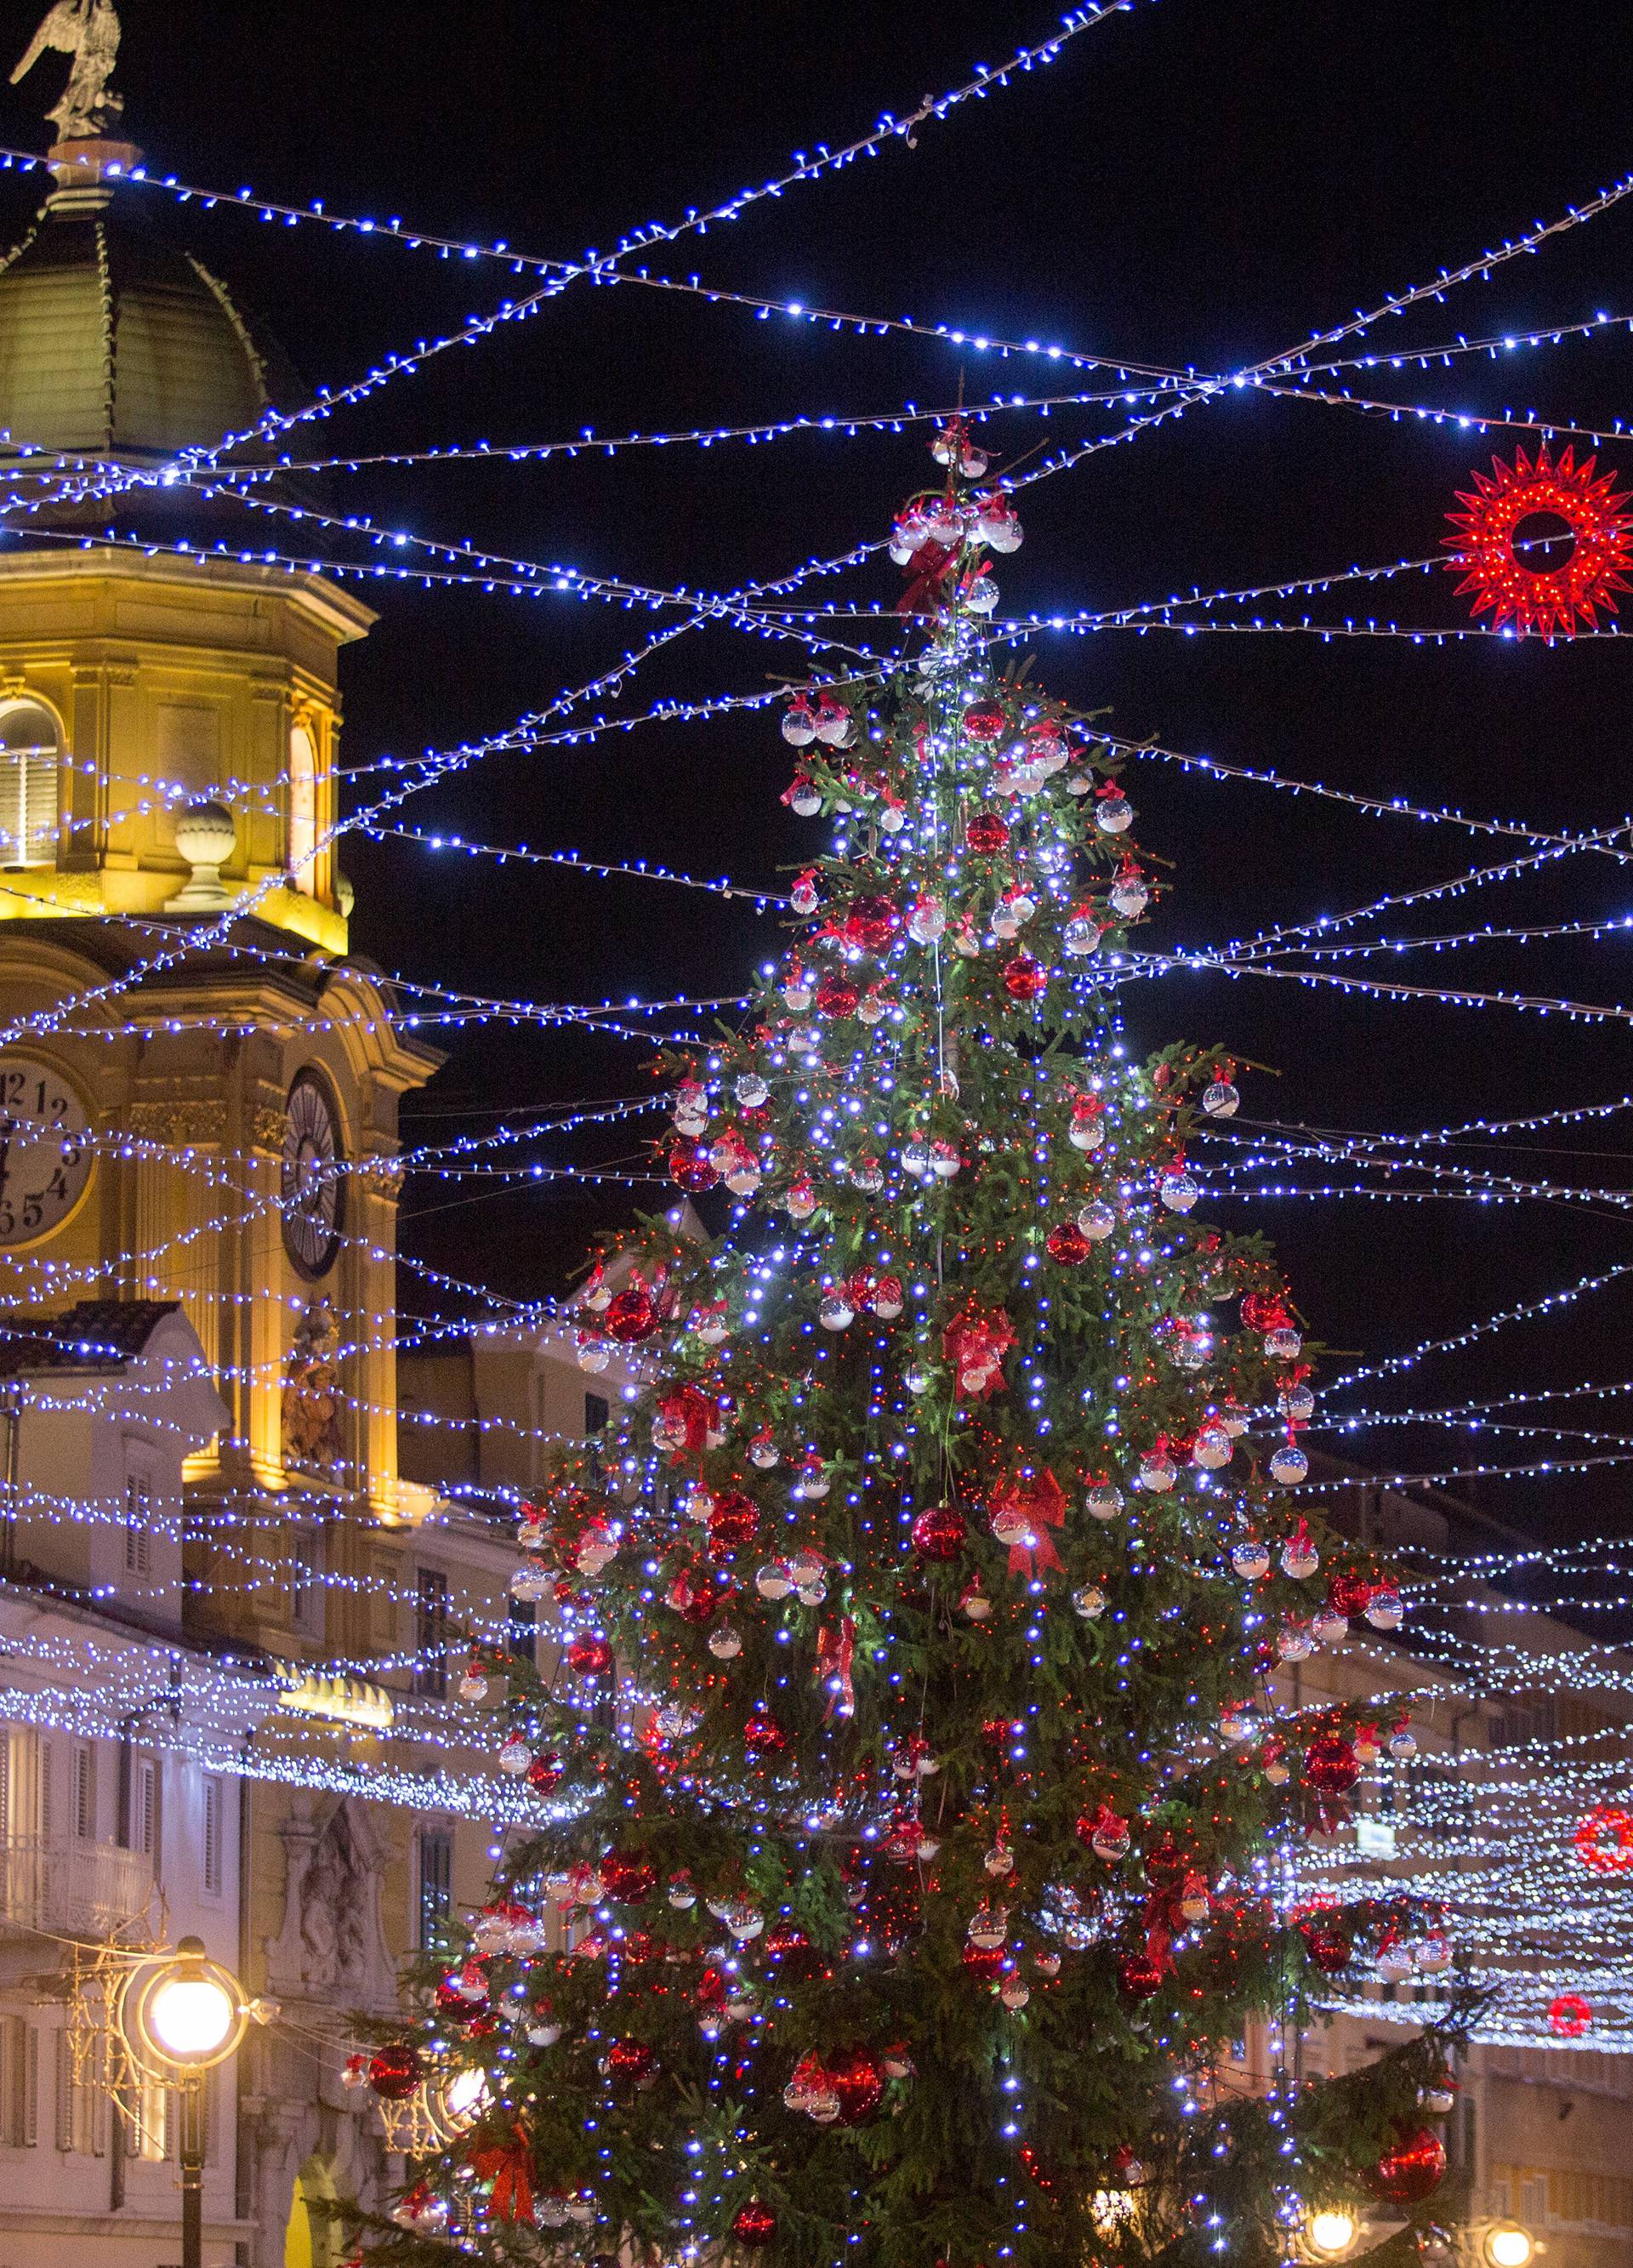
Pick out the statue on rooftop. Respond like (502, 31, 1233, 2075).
(10, 0, 122, 142)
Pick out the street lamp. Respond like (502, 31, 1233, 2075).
(118, 1936, 248, 2268)
(1483, 2226, 1535, 2268)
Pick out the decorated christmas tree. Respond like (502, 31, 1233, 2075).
(368, 425, 1471, 2268)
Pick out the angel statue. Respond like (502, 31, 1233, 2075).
(10, 0, 122, 141)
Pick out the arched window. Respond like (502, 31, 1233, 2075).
(0, 698, 61, 869)
(288, 722, 317, 893)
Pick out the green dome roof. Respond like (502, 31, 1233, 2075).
(0, 180, 290, 471)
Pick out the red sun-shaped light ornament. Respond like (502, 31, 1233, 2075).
(1443, 444, 1633, 639)
(1573, 1800, 1633, 1875)
(1549, 1993, 1593, 2039)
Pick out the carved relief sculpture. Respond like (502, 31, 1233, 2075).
(282, 1298, 346, 1476)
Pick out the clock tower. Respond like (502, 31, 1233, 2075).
(0, 150, 440, 1612)
(0, 48, 525, 2268)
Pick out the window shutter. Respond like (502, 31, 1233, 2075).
(124, 1471, 153, 1579)
(0, 1732, 9, 1844)
(202, 1777, 223, 1895)
(22, 2023, 37, 2148)
(37, 1737, 52, 1842)
(71, 1743, 95, 1842)
(0, 701, 60, 868)
(54, 2032, 72, 2153)
(134, 1758, 158, 1861)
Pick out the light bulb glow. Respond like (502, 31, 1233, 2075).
(146, 1972, 236, 2061)
(1485, 2228, 1534, 2268)
(1308, 2210, 1357, 2258)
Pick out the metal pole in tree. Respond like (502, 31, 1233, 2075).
(179, 2069, 204, 2268)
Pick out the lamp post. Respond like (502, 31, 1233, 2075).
(118, 1936, 248, 2268)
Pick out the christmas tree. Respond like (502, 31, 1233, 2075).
(369, 425, 1471, 2268)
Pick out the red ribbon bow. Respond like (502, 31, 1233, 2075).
(942, 1306, 1016, 1401)
(896, 537, 959, 616)
(468, 2122, 535, 2225)
(656, 1385, 720, 1458)
(815, 1616, 856, 1721)
(992, 1470, 1067, 1580)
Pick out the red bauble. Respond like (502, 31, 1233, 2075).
(604, 1287, 660, 1344)
(1003, 954, 1047, 1001)
(1301, 1923, 1352, 1975)
(435, 1979, 486, 2025)
(731, 2201, 778, 2248)
(1573, 1801, 1633, 1875)
(1444, 444, 1633, 640)
(826, 2044, 885, 2125)
(815, 974, 860, 1020)
(1141, 1837, 1186, 1891)
(606, 2037, 657, 2084)
(1044, 1220, 1091, 1265)
(600, 1849, 657, 1903)
(845, 895, 901, 951)
(963, 704, 1008, 741)
(367, 2042, 423, 2101)
(669, 1141, 720, 1193)
(1239, 1291, 1286, 1332)
(965, 812, 1009, 853)
(526, 1750, 564, 1793)
(708, 1490, 760, 1553)
(1303, 1734, 1360, 1795)
(1366, 2126, 1447, 2204)
(910, 1502, 966, 1561)
(1327, 1572, 1375, 1620)
(566, 1635, 614, 1678)
(1550, 1992, 1592, 2038)
(743, 1708, 787, 1752)
(764, 1923, 818, 1977)
(1118, 1953, 1164, 2001)
(962, 1941, 1005, 1981)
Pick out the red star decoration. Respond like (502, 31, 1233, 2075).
(1443, 444, 1633, 638)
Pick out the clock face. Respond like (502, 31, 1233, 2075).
(0, 1056, 93, 1245)
(282, 1073, 344, 1279)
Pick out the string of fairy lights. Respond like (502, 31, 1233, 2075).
(0, 13, 1631, 2065)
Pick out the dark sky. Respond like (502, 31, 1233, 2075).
(6, 0, 1633, 1548)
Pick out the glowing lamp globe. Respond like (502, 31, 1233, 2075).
(1307, 2209, 1356, 2258)
(132, 1938, 245, 2071)
(1484, 2227, 1534, 2268)
(149, 1972, 235, 2061)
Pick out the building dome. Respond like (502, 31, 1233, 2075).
(0, 174, 301, 476)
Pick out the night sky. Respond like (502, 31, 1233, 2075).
(5, 0, 1633, 1547)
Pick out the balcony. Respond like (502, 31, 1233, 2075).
(0, 1834, 157, 1943)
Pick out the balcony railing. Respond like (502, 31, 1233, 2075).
(0, 1834, 157, 1942)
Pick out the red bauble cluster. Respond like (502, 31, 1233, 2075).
(606, 2037, 657, 2085)
(1444, 444, 1633, 639)
(1003, 953, 1048, 1000)
(731, 2201, 778, 2248)
(1303, 1733, 1360, 1796)
(603, 1285, 660, 1343)
(1365, 2125, 1447, 2204)
(708, 1490, 760, 1553)
(825, 2044, 885, 2124)
(910, 1502, 966, 1561)
(1044, 1220, 1091, 1265)
(367, 2042, 422, 2100)
(600, 1849, 657, 1903)
(1118, 1953, 1164, 2001)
